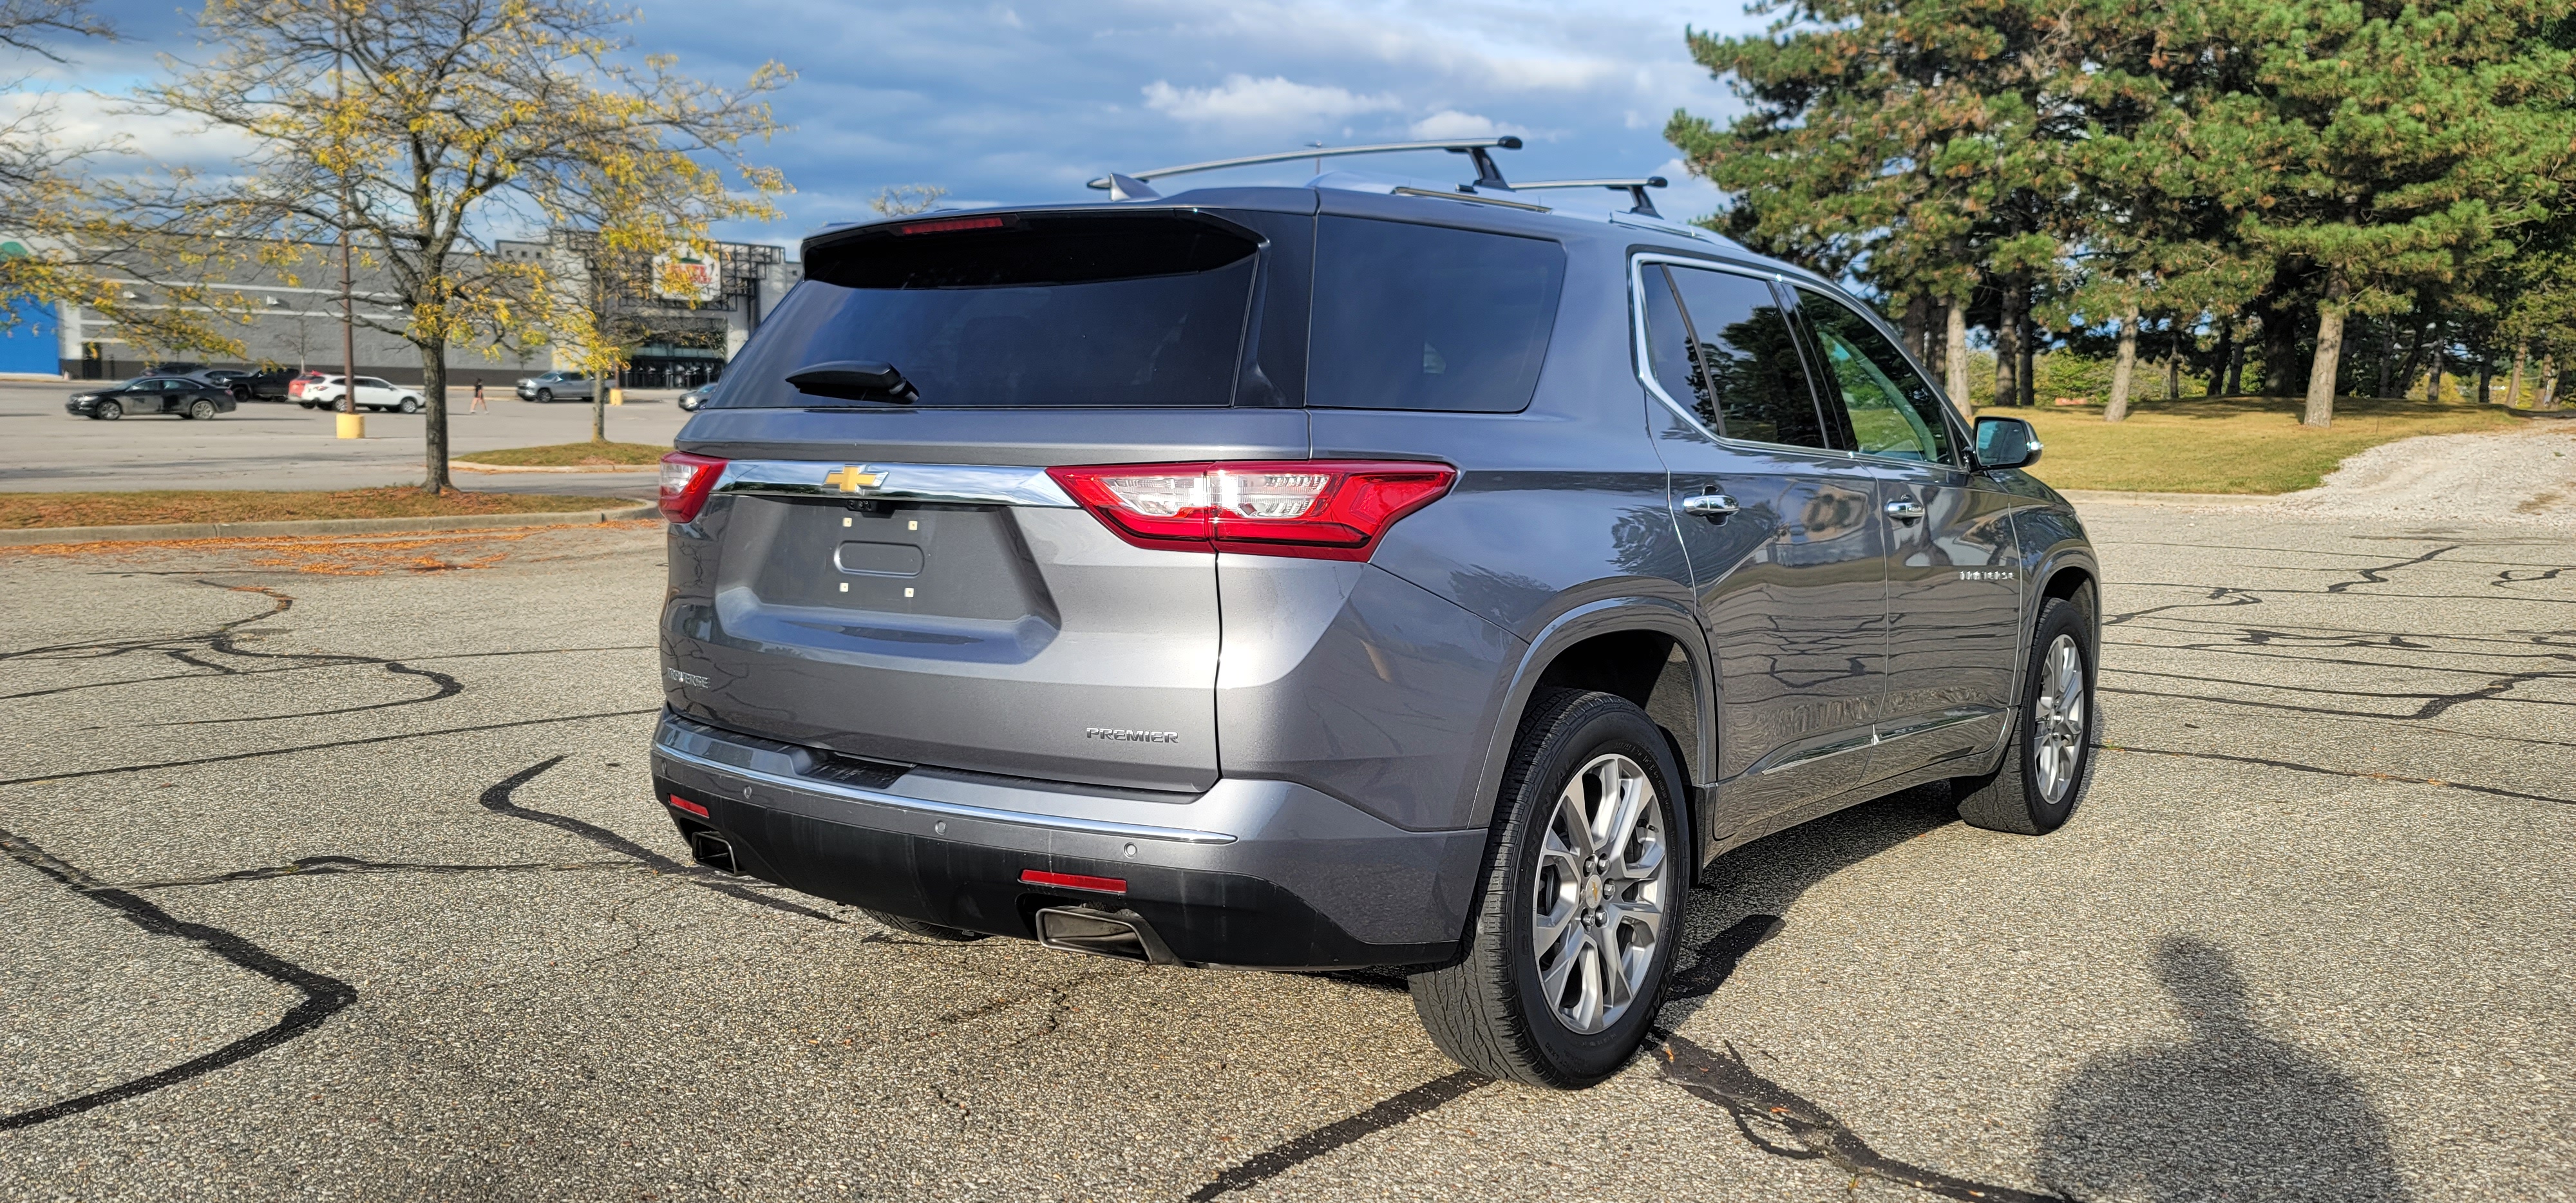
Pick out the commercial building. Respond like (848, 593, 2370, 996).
(25, 230, 799, 386)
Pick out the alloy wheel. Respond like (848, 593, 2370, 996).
(2031, 633, 2088, 803)
(1530, 752, 1669, 1034)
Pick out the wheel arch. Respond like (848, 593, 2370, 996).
(1465, 596, 1714, 853)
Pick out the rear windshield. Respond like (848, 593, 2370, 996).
(1307, 216, 1565, 413)
(715, 214, 1260, 409)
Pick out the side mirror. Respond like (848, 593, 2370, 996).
(1973, 416, 2042, 470)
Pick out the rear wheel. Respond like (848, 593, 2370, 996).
(861, 909, 987, 942)
(1953, 591, 2098, 835)
(93, 399, 121, 421)
(187, 398, 217, 420)
(1408, 688, 1686, 1088)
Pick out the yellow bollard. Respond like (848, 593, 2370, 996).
(608, 387, 623, 406)
(336, 410, 365, 439)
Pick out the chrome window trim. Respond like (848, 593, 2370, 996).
(652, 739, 1238, 846)
(712, 459, 1078, 508)
(1628, 252, 1851, 459)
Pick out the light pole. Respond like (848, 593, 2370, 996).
(333, 0, 362, 439)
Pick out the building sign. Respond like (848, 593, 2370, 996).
(650, 250, 721, 304)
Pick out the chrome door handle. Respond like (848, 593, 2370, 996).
(1884, 499, 1926, 522)
(1681, 493, 1741, 519)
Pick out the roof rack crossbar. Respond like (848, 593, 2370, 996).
(1511, 176, 1668, 218)
(1087, 137, 1524, 193)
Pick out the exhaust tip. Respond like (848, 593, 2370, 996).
(1034, 905, 1170, 964)
(686, 830, 739, 875)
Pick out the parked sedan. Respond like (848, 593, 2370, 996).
(66, 376, 240, 421)
(298, 374, 425, 413)
(515, 370, 595, 403)
(677, 383, 717, 412)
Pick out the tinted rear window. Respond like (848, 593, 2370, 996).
(716, 214, 1259, 409)
(1307, 216, 1565, 412)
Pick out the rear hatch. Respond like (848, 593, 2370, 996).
(663, 202, 1316, 793)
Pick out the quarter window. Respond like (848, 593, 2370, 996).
(1656, 265, 1829, 450)
(1308, 217, 1565, 412)
(1795, 289, 1956, 463)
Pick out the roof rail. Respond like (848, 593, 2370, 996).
(1511, 176, 1667, 218)
(1087, 137, 1524, 200)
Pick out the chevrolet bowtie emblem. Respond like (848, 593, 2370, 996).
(824, 465, 886, 493)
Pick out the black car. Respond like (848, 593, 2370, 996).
(66, 376, 240, 421)
(209, 367, 301, 402)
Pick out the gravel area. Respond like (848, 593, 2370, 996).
(0, 511, 2569, 1201)
(2256, 421, 2576, 527)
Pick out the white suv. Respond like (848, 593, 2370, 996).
(302, 375, 425, 413)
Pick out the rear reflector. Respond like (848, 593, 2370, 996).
(1046, 460, 1456, 562)
(658, 451, 727, 523)
(1019, 869, 1128, 895)
(667, 794, 710, 818)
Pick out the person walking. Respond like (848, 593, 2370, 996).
(468, 381, 487, 413)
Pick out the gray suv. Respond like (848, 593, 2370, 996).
(648, 166, 2098, 1088)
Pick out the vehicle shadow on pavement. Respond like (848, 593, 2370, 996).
(2034, 935, 2408, 1202)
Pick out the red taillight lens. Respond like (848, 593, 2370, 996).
(1047, 460, 1455, 562)
(658, 451, 727, 523)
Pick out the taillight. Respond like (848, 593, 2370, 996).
(1047, 460, 1455, 561)
(658, 451, 727, 523)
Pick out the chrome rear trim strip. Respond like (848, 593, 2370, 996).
(652, 739, 1238, 845)
(712, 459, 1077, 508)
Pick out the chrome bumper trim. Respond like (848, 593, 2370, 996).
(712, 459, 1077, 508)
(651, 739, 1237, 846)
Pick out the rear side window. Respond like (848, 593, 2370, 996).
(718, 214, 1260, 409)
(1307, 217, 1564, 412)
(1660, 266, 1828, 450)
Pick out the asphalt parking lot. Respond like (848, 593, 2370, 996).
(0, 380, 681, 497)
(1, 504, 2569, 1202)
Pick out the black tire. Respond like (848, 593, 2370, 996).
(1408, 688, 1689, 1088)
(187, 398, 217, 420)
(860, 909, 987, 942)
(1953, 589, 2099, 835)
(535, 388, 553, 403)
(397, 396, 421, 413)
(93, 399, 120, 421)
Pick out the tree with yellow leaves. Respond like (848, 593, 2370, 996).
(137, 0, 790, 491)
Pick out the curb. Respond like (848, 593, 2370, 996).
(452, 460, 659, 474)
(0, 506, 660, 547)
(2059, 489, 2275, 507)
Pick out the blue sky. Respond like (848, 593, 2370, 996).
(54, 0, 1768, 247)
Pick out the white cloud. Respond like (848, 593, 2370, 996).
(1407, 109, 1522, 140)
(1141, 74, 1399, 129)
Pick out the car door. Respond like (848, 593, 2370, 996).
(140, 378, 182, 413)
(1639, 260, 1889, 841)
(1791, 287, 2025, 777)
(359, 377, 395, 408)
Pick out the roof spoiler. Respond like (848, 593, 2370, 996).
(1087, 137, 1524, 200)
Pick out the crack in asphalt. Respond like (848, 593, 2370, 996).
(0, 826, 357, 1132)
(2102, 744, 2573, 807)
(0, 644, 652, 704)
(113, 855, 643, 891)
(2105, 665, 2568, 719)
(479, 756, 844, 925)
(0, 708, 661, 788)
(2323, 545, 2456, 593)
(1184, 1070, 1487, 1202)
(1653, 1036, 2074, 1203)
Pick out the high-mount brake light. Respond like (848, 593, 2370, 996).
(1046, 460, 1456, 562)
(896, 215, 1007, 236)
(658, 451, 727, 523)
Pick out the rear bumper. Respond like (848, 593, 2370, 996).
(649, 712, 1482, 969)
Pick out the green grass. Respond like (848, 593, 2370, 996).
(0, 488, 627, 529)
(457, 441, 668, 467)
(2002, 394, 2526, 494)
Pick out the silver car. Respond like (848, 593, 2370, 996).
(514, 369, 594, 403)
(647, 165, 2098, 1088)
